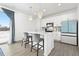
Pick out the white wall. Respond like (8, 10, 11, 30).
(15, 11, 37, 41)
(41, 8, 77, 41)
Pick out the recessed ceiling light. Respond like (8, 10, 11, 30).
(58, 3, 62, 6)
(43, 9, 46, 12)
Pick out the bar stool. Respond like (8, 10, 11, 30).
(21, 32, 29, 48)
(25, 33, 32, 48)
(31, 34, 44, 56)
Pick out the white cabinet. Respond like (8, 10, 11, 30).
(61, 36, 77, 45)
(53, 32, 61, 41)
(44, 32, 54, 56)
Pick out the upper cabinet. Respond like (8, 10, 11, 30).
(61, 20, 77, 33)
(61, 21, 68, 32)
(68, 20, 77, 33)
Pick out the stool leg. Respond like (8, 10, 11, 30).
(28, 37, 29, 44)
(31, 41, 33, 52)
(25, 38, 29, 48)
(43, 40, 44, 51)
(28, 38, 29, 44)
(37, 43, 39, 56)
(25, 43, 27, 48)
(21, 40, 23, 46)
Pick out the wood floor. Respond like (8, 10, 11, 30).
(50, 41, 79, 56)
(0, 42, 44, 56)
(0, 41, 79, 56)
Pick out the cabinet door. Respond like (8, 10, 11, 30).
(68, 20, 76, 33)
(61, 36, 77, 45)
(61, 21, 68, 32)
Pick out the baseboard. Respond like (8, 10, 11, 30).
(14, 40, 22, 43)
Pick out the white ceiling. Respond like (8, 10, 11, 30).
(0, 3, 78, 18)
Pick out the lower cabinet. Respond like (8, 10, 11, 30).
(61, 36, 77, 45)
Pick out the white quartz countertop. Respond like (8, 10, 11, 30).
(25, 31, 53, 35)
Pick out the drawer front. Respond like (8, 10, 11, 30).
(61, 36, 77, 45)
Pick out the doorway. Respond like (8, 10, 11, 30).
(0, 8, 15, 44)
(0, 9, 10, 44)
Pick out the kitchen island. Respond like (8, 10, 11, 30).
(26, 31, 54, 56)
